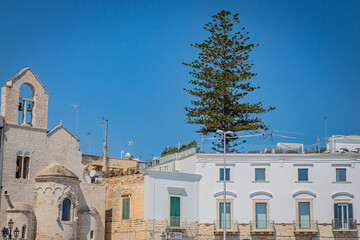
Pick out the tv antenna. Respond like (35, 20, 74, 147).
(71, 104, 79, 137)
(196, 131, 263, 153)
(264, 129, 304, 141)
(324, 116, 328, 139)
(87, 132, 91, 154)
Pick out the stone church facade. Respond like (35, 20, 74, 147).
(0, 68, 106, 240)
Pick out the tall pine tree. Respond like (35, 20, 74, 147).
(183, 10, 274, 151)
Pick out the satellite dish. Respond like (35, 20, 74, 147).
(124, 153, 133, 159)
(89, 170, 96, 177)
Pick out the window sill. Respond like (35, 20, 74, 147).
(295, 181, 313, 183)
(252, 180, 269, 183)
(217, 181, 234, 183)
(332, 181, 352, 184)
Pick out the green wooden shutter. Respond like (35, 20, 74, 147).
(122, 198, 130, 220)
(170, 196, 181, 227)
(256, 203, 267, 229)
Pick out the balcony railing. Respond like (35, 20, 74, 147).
(293, 220, 318, 233)
(213, 220, 239, 233)
(167, 217, 187, 229)
(332, 218, 357, 231)
(250, 220, 275, 234)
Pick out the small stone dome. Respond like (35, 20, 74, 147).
(7, 202, 33, 213)
(35, 163, 79, 180)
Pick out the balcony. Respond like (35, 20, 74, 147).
(250, 220, 275, 235)
(167, 217, 186, 230)
(293, 220, 318, 234)
(332, 219, 357, 232)
(213, 220, 239, 234)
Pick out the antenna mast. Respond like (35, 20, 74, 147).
(324, 116, 328, 139)
(102, 118, 108, 172)
(87, 132, 91, 154)
(71, 104, 79, 137)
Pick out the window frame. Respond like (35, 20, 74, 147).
(15, 155, 30, 180)
(252, 200, 270, 229)
(122, 197, 130, 220)
(295, 199, 313, 229)
(255, 168, 266, 181)
(219, 168, 230, 181)
(168, 194, 182, 228)
(216, 199, 233, 229)
(298, 168, 309, 182)
(336, 168, 347, 182)
(61, 197, 72, 222)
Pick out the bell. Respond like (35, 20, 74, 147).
(27, 103, 32, 112)
(18, 102, 23, 111)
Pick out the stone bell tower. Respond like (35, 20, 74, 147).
(0, 68, 48, 129)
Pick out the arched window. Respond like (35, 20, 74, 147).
(22, 157, 30, 179)
(61, 198, 71, 221)
(15, 156, 22, 178)
(15, 156, 30, 179)
(21, 225, 26, 238)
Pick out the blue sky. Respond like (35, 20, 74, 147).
(0, 0, 359, 160)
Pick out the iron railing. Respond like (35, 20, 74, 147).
(332, 218, 357, 231)
(168, 217, 186, 228)
(213, 220, 239, 232)
(250, 220, 275, 233)
(293, 220, 318, 232)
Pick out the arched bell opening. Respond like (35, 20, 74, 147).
(18, 83, 34, 125)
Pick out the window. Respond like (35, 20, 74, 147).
(170, 196, 181, 227)
(255, 203, 267, 229)
(219, 202, 231, 229)
(219, 168, 230, 181)
(255, 168, 265, 181)
(15, 156, 30, 179)
(122, 197, 130, 220)
(21, 225, 26, 238)
(15, 156, 22, 179)
(298, 169, 308, 181)
(61, 198, 71, 221)
(90, 230, 94, 239)
(299, 202, 310, 228)
(336, 169, 346, 182)
(334, 203, 354, 229)
(23, 157, 30, 179)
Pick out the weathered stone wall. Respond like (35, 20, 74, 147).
(0, 69, 106, 240)
(82, 154, 138, 171)
(198, 223, 360, 240)
(79, 182, 106, 240)
(0, 124, 48, 228)
(104, 174, 145, 222)
(103, 174, 146, 239)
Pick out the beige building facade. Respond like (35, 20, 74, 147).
(0, 68, 106, 240)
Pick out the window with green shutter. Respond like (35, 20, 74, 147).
(170, 196, 181, 227)
(122, 197, 130, 220)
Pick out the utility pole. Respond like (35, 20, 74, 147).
(87, 132, 91, 154)
(324, 116, 328, 139)
(102, 119, 108, 172)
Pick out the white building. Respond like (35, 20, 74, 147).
(147, 147, 360, 239)
(327, 135, 360, 153)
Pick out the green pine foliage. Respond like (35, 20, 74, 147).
(183, 10, 275, 151)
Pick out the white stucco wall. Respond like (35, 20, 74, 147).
(144, 170, 201, 223)
(196, 153, 360, 224)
